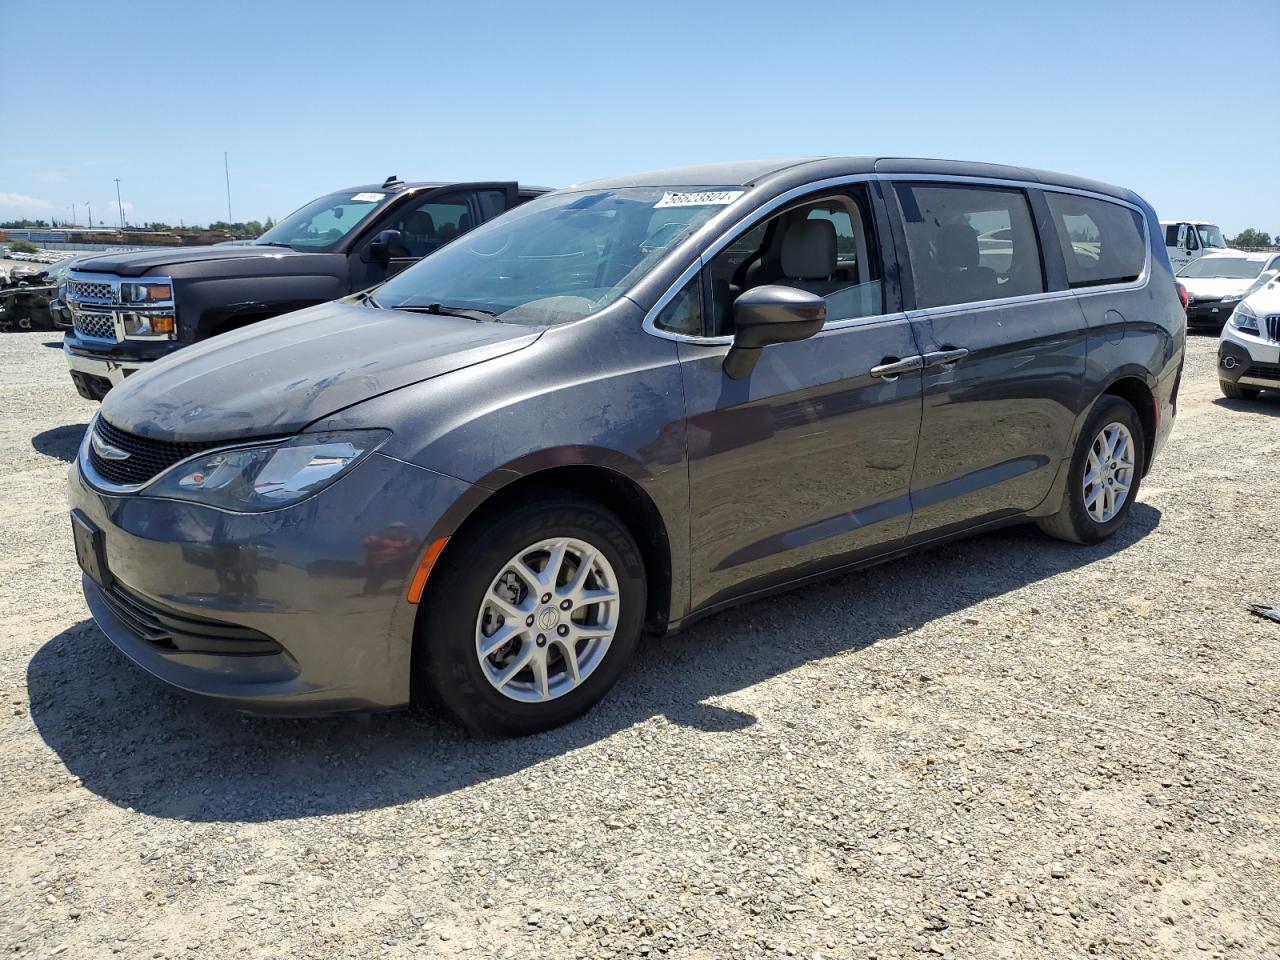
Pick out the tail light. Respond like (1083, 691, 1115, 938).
(1176, 282, 1188, 310)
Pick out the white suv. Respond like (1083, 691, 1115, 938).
(1219, 274, 1280, 400)
(1180, 251, 1280, 330)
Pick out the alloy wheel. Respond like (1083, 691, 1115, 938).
(475, 537, 619, 703)
(1083, 421, 1135, 524)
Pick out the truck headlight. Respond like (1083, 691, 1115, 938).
(122, 313, 176, 337)
(120, 282, 172, 303)
(1229, 303, 1259, 335)
(144, 430, 390, 511)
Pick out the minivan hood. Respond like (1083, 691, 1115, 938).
(100, 301, 543, 443)
(72, 244, 317, 277)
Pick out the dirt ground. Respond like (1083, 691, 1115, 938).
(0, 330, 1277, 959)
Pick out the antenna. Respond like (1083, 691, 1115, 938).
(224, 152, 233, 222)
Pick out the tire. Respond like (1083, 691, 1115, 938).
(415, 491, 646, 736)
(1037, 395, 1145, 545)
(1219, 379, 1260, 401)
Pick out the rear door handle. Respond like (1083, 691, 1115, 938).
(922, 347, 969, 368)
(869, 355, 924, 379)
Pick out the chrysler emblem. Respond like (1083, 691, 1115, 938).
(90, 432, 130, 460)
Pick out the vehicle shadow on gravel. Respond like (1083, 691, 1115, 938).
(1212, 396, 1280, 417)
(28, 504, 1160, 823)
(31, 423, 88, 462)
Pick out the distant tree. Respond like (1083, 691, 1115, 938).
(8, 239, 39, 254)
(264, 217, 275, 230)
(0, 219, 51, 229)
(1230, 228, 1272, 248)
(145, 221, 173, 232)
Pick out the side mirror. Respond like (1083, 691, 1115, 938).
(723, 285, 825, 380)
(364, 229, 408, 265)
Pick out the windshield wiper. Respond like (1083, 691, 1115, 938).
(255, 241, 295, 248)
(393, 302, 500, 322)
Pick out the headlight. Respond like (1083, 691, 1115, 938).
(144, 430, 390, 511)
(120, 282, 172, 303)
(1229, 303, 1259, 335)
(122, 313, 176, 337)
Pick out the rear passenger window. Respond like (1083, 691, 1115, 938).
(477, 190, 508, 221)
(1045, 193, 1147, 288)
(894, 184, 1044, 309)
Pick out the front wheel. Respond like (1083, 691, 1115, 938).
(1219, 379, 1260, 401)
(416, 491, 646, 736)
(1038, 395, 1145, 545)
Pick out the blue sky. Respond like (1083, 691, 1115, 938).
(2, 0, 1277, 235)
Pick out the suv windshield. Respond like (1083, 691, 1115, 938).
(1195, 224, 1226, 249)
(373, 186, 743, 325)
(1178, 256, 1267, 279)
(255, 190, 389, 251)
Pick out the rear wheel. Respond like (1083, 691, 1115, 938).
(1219, 379, 1260, 401)
(1037, 395, 1144, 544)
(416, 491, 646, 736)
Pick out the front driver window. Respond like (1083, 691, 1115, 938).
(702, 190, 884, 336)
(388, 192, 475, 258)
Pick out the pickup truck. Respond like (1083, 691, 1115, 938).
(63, 177, 548, 400)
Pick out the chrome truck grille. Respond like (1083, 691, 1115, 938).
(73, 311, 117, 340)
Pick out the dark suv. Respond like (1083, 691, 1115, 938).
(69, 157, 1185, 735)
(62, 177, 547, 399)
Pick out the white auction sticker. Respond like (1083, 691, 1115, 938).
(654, 190, 745, 208)
(351, 192, 385, 202)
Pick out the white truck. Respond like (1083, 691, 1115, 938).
(1160, 220, 1230, 272)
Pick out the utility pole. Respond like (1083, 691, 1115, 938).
(70, 203, 77, 227)
(224, 152, 232, 223)
(86, 201, 93, 229)
(114, 178, 125, 228)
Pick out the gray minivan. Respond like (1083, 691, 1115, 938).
(68, 157, 1185, 735)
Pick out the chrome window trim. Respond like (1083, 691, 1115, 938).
(642, 172, 1155, 345)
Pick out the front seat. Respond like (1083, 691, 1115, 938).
(400, 210, 437, 257)
(777, 218, 842, 297)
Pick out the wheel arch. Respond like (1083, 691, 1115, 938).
(412, 460, 676, 654)
(1100, 374, 1156, 475)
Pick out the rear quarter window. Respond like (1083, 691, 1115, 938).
(1047, 193, 1147, 288)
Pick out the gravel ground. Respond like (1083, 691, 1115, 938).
(1, 330, 1278, 960)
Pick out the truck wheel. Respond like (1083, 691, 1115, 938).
(1219, 379, 1259, 400)
(415, 491, 646, 736)
(1037, 395, 1145, 545)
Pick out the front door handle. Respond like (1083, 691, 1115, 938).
(869, 355, 924, 379)
(922, 347, 969, 368)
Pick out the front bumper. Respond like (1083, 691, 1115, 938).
(1187, 298, 1240, 328)
(1219, 328, 1280, 389)
(68, 450, 473, 715)
(64, 342, 151, 399)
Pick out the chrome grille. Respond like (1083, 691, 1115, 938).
(74, 312, 117, 340)
(69, 279, 113, 301)
(1266, 314, 1280, 342)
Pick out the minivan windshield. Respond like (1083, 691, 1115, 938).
(1178, 256, 1267, 280)
(255, 190, 388, 251)
(1195, 224, 1226, 249)
(373, 186, 742, 325)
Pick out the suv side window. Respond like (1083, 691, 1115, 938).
(1044, 192, 1147, 288)
(702, 189, 884, 336)
(894, 183, 1044, 309)
(389, 191, 476, 258)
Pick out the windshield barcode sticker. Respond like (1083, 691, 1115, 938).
(351, 192, 385, 202)
(654, 190, 745, 208)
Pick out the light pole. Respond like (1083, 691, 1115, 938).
(70, 203, 77, 227)
(86, 201, 93, 229)
(224, 152, 232, 223)
(114, 178, 125, 229)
